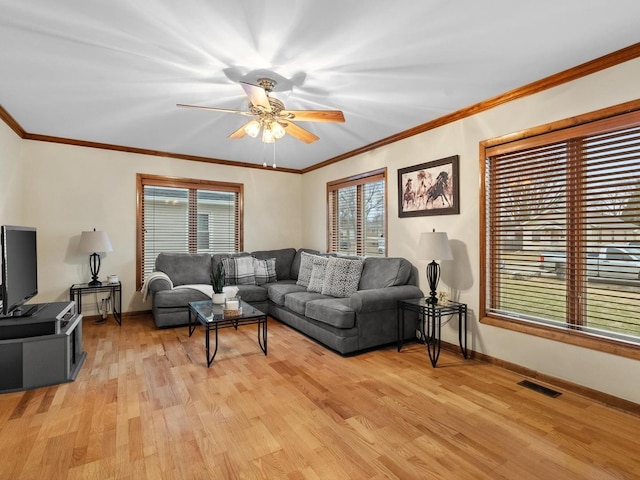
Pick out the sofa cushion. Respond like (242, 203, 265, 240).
(307, 256, 330, 293)
(252, 248, 296, 281)
(321, 256, 364, 297)
(358, 257, 413, 290)
(223, 256, 256, 285)
(253, 257, 277, 285)
(267, 281, 306, 306)
(305, 298, 355, 329)
(234, 284, 268, 303)
(296, 251, 319, 287)
(284, 291, 328, 315)
(155, 253, 213, 286)
(153, 286, 211, 307)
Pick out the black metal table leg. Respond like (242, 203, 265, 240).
(206, 324, 220, 367)
(459, 305, 468, 359)
(426, 309, 442, 368)
(188, 308, 196, 337)
(257, 315, 267, 355)
(112, 284, 122, 325)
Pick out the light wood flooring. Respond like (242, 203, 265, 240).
(1, 314, 639, 479)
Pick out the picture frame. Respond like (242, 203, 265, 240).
(398, 155, 459, 217)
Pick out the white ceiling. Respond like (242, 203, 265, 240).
(1, 1, 639, 171)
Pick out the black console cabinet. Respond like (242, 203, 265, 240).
(0, 302, 85, 393)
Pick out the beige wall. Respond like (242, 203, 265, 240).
(1, 57, 639, 403)
(304, 57, 640, 403)
(0, 121, 23, 224)
(9, 140, 302, 314)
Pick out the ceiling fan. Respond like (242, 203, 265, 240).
(177, 78, 345, 144)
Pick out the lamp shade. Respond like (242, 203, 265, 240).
(78, 230, 112, 253)
(418, 231, 452, 261)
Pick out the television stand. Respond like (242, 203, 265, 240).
(0, 301, 85, 393)
(0, 303, 44, 319)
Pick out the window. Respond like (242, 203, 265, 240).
(136, 174, 243, 288)
(481, 107, 640, 357)
(197, 213, 210, 250)
(328, 168, 386, 256)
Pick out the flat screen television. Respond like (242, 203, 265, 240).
(1, 225, 38, 317)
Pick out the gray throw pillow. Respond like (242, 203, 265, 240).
(307, 256, 330, 293)
(297, 251, 319, 288)
(321, 256, 364, 297)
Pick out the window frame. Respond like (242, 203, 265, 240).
(480, 100, 640, 361)
(136, 173, 243, 289)
(327, 168, 387, 256)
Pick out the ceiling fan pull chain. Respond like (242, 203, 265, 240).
(272, 142, 277, 169)
(262, 141, 267, 167)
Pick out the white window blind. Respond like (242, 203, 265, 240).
(137, 174, 242, 288)
(484, 110, 640, 345)
(328, 169, 386, 256)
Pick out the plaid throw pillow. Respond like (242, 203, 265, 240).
(222, 256, 256, 285)
(253, 257, 277, 285)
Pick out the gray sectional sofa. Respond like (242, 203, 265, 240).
(147, 248, 423, 355)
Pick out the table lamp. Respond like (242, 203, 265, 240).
(418, 230, 453, 304)
(78, 228, 112, 286)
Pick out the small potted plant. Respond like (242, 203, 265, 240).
(211, 263, 226, 304)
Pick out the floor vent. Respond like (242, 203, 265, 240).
(518, 380, 562, 398)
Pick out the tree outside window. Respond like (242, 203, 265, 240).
(328, 169, 386, 257)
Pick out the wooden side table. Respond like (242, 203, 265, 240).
(398, 298, 467, 367)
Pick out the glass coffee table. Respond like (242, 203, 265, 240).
(188, 299, 267, 367)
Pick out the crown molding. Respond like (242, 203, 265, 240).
(302, 42, 640, 173)
(2, 42, 639, 175)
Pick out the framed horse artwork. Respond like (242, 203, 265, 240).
(398, 155, 460, 217)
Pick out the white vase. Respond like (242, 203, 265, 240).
(212, 293, 226, 304)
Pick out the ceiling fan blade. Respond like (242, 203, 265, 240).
(279, 110, 345, 123)
(282, 121, 319, 144)
(228, 122, 249, 139)
(240, 81, 271, 112)
(176, 103, 254, 116)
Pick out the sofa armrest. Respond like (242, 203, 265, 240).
(350, 285, 423, 313)
(142, 271, 175, 302)
(148, 278, 172, 294)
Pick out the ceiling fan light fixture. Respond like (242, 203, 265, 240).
(179, 76, 343, 146)
(262, 125, 275, 143)
(244, 119, 262, 138)
(271, 121, 286, 139)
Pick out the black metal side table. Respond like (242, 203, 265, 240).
(398, 298, 467, 367)
(69, 282, 122, 325)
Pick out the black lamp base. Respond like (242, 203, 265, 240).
(88, 252, 102, 287)
(426, 260, 440, 305)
